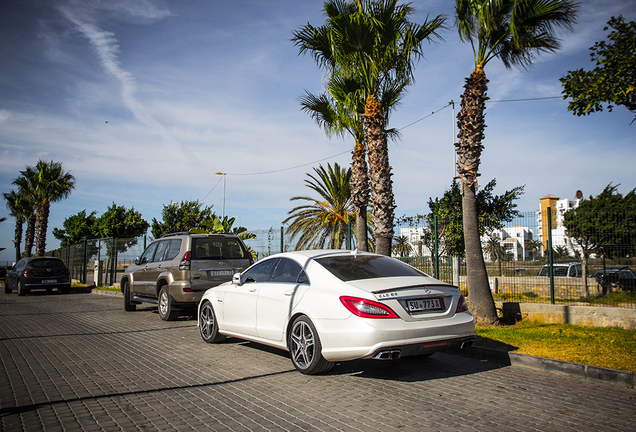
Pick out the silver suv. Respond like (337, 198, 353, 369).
(120, 232, 253, 320)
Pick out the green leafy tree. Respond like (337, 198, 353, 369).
(13, 160, 76, 256)
(3, 190, 34, 262)
(427, 180, 524, 258)
(564, 184, 636, 297)
(292, 0, 445, 256)
(561, 16, 636, 124)
(151, 200, 216, 238)
(53, 209, 98, 247)
(284, 163, 353, 250)
(192, 215, 256, 240)
(453, 0, 577, 324)
(94, 203, 150, 252)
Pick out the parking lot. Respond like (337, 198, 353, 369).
(1, 290, 634, 431)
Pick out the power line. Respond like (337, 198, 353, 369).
(200, 94, 561, 203)
(489, 96, 562, 103)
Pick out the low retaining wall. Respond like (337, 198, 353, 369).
(499, 302, 636, 329)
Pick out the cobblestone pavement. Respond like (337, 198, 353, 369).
(1, 291, 634, 432)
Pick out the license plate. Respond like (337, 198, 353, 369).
(208, 270, 233, 277)
(42, 279, 57, 284)
(406, 298, 444, 313)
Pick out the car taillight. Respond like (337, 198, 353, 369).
(179, 251, 191, 270)
(456, 294, 468, 313)
(340, 296, 399, 319)
(23, 269, 36, 276)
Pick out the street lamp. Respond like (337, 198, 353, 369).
(215, 172, 226, 218)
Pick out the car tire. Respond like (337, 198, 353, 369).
(17, 280, 28, 296)
(158, 285, 178, 321)
(122, 280, 136, 312)
(4, 283, 11, 294)
(199, 300, 226, 343)
(288, 315, 333, 375)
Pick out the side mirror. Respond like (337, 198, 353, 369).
(134, 257, 141, 265)
(232, 273, 242, 286)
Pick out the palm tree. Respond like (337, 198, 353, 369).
(453, 0, 578, 324)
(300, 75, 371, 252)
(292, 0, 445, 256)
(11, 173, 38, 257)
(283, 163, 353, 250)
(392, 235, 412, 257)
(14, 160, 76, 256)
(3, 190, 34, 262)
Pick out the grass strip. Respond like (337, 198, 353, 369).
(475, 320, 636, 373)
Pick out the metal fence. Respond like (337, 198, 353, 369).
(47, 208, 635, 309)
(394, 209, 636, 309)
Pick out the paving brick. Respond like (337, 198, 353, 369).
(1, 292, 635, 431)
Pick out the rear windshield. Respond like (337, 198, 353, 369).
(191, 237, 247, 260)
(30, 259, 65, 268)
(314, 255, 424, 282)
(539, 266, 569, 277)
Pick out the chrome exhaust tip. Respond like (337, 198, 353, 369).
(374, 350, 401, 360)
(460, 339, 474, 350)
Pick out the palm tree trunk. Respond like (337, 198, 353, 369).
(456, 68, 498, 325)
(35, 200, 50, 256)
(351, 140, 369, 251)
(364, 95, 394, 256)
(13, 220, 23, 263)
(24, 214, 36, 257)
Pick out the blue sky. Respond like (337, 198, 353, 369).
(0, 0, 635, 263)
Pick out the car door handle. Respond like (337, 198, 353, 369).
(284, 291, 293, 296)
(249, 288, 257, 292)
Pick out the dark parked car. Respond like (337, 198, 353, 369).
(4, 257, 71, 296)
(592, 267, 636, 293)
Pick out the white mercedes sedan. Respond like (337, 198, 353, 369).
(197, 250, 475, 375)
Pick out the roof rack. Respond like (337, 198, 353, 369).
(160, 231, 191, 238)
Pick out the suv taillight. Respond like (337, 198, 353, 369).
(179, 251, 191, 270)
(23, 269, 36, 277)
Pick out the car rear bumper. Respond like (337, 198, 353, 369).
(315, 312, 476, 362)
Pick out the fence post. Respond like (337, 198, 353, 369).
(547, 207, 555, 304)
(347, 221, 352, 250)
(112, 237, 118, 286)
(280, 227, 284, 254)
(434, 215, 439, 279)
(82, 239, 87, 285)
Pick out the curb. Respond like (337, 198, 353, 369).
(450, 345, 634, 389)
(88, 289, 634, 388)
(89, 288, 122, 297)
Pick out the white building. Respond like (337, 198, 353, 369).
(536, 194, 582, 257)
(483, 225, 536, 262)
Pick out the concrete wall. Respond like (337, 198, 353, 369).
(499, 302, 636, 329)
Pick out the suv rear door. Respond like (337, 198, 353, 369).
(189, 236, 251, 291)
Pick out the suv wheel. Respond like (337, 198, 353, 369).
(158, 285, 178, 321)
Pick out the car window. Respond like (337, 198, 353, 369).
(242, 259, 278, 284)
(30, 259, 65, 268)
(621, 270, 635, 279)
(315, 255, 424, 282)
(140, 242, 159, 264)
(164, 239, 182, 261)
(553, 267, 568, 277)
(270, 258, 307, 284)
(152, 241, 170, 262)
(192, 238, 247, 260)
